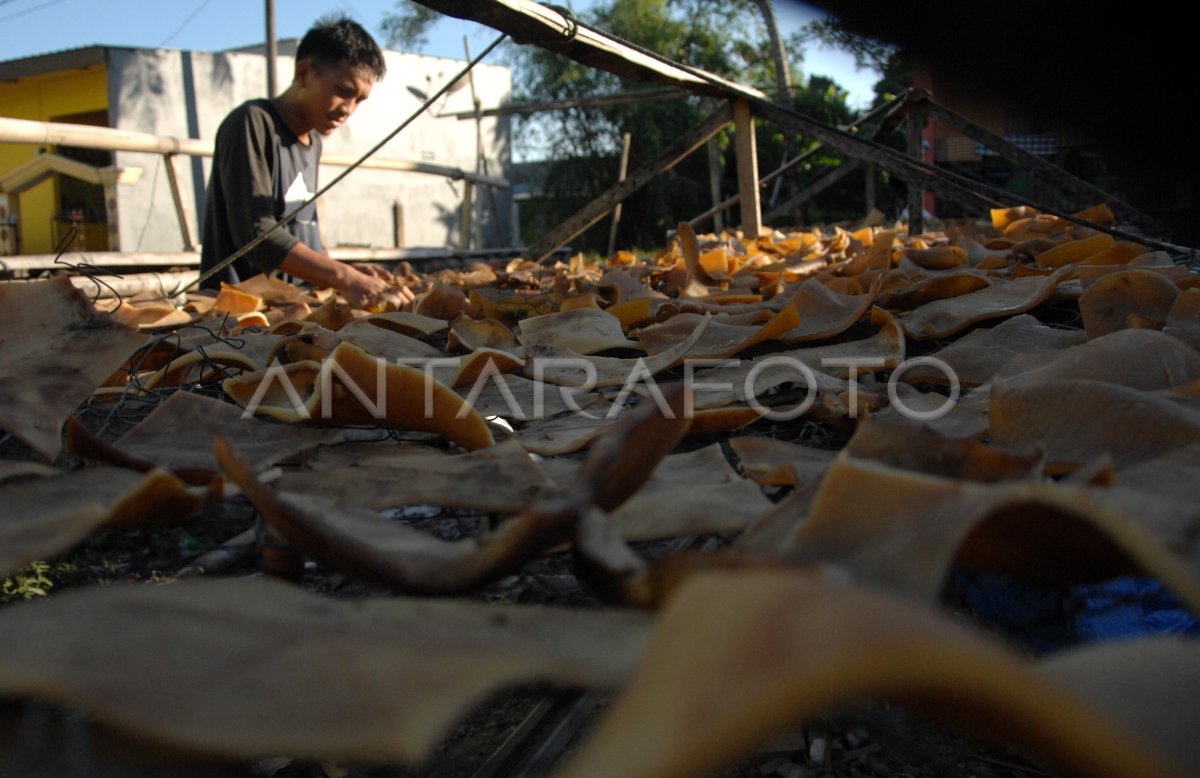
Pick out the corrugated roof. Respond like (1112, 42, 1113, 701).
(0, 45, 118, 82)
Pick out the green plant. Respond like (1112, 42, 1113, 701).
(2, 561, 54, 600)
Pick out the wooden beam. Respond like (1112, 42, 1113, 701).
(0, 117, 509, 187)
(163, 153, 198, 252)
(733, 99, 762, 237)
(320, 156, 509, 187)
(440, 87, 689, 119)
(764, 159, 863, 224)
(923, 97, 1166, 234)
(750, 100, 997, 213)
(524, 101, 734, 263)
(413, 0, 764, 99)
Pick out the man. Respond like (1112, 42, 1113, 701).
(199, 16, 412, 309)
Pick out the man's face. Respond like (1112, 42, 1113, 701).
(296, 58, 375, 136)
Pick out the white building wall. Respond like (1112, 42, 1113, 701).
(107, 46, 511, 253)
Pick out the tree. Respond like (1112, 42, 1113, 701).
(380, 2, 440, 50)
(382, 0, 869, 251)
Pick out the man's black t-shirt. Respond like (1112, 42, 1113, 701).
(199, 99, 323, 288)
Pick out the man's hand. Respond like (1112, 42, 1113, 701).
(353, 263, 395, 283)
(337, 266, 392, 310)
(277, 248, 414, 310)
(339, 267, 416, 310)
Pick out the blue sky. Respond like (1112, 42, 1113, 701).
(0, 0, 880, 106)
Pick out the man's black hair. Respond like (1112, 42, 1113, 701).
(296, 16, 386, 81)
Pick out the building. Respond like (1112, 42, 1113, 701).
(0, 42, 512, 257)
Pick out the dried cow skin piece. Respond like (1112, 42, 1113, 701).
(1080, 268, 1180, 339)
(447, 316, 519, 352)
(545, 443, 772, 541)
(636, 303, 799, 360)
(728, 436, 834, 487)
(990, 377, 1200, 470)
(526, 314, 711, 388)
(335, 318, 446, 360)
(786, 453, 1200, 611)
(1036, 637, 1200, 776)
(0, 466, 204, 578)
(518, 308, 642, 354)
(995, 328, 1200, 391)
(276, 439, 553, 515)
(897, 265, 1073, 340)
(110, 391, 341, 476)
(217, 386, 689, 591)
(0, 459, 60, 483)
(558, 570, 1190, 778)
(359, 311, 449, 337)
(1163, 288, 1200, 353)
(464, 373, 590, 420)
(0, 278, 148, 459)
(896, 314, 1085, 387)
(0, 577, 652, 763)
(223, 342, 494, 450)
(843, 415, 1042, 482)
(781, 277, 878, 342)
(875, 270, 991, 311)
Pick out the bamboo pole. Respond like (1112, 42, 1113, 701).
(0, 117, 509, 187)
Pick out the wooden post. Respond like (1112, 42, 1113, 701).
(392, 201, 404, 248)
(524, 102, 732, 263)
(706, 137, 723, 233)
(905, 103, 927, 235)
(733, 98, 762, 237)
(865, 162, 876, 214)
(265, 0, 278, 97)
(607, 131, 632, 257)
(459, 180, 474, 249)
(162, 153, 197, 252)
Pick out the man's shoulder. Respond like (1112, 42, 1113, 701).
(218, 99, 283, 136)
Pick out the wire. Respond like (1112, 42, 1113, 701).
(184, 31, 509, 293)
(0, 0, 67, 22)
(159, 0, 214, 47)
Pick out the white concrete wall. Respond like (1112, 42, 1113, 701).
(108, 46, 511, 253)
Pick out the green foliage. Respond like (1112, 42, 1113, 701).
(2, 561, 53, 600)
(380, 2, 441, 50)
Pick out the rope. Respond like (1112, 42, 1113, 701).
(184, 32, 508, 293)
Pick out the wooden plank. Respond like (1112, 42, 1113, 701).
(764, 159, 862, 224)
(906, 103, 926, 234)
(163, 153, 198, 252)
(733, 99, 762, 237)
(607, 131, 633, 256)
(524, 102, 734, 263)
(413, 0, 763, 99)
(924, 98, 1166, 234)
